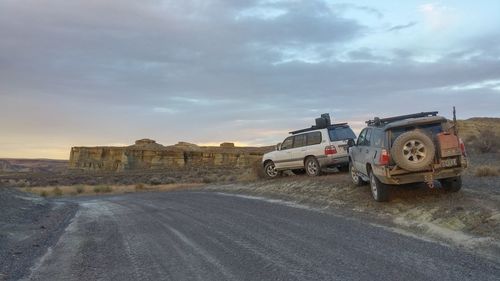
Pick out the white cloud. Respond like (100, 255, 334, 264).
(419, 3, 456, 31)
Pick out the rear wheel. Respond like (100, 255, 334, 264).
(391, 130, 435, 171)
(264, 161, 281, 179)
(305, 157, 321, 177)
(369, 171, 389, 202)
(440, 176, 462, 192)
(350, 162, 366, 186)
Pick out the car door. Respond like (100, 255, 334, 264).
(290, 133, 307, 168)
(361, 128, 373, 174)
(275, 136, 294, 169)
(353, 128, 371, 175)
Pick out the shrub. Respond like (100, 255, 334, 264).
(93, 186, 102, 193)
(101, 186, 112, 193)
(149, 177, 162, 185)
(40, 191, 48, 197)
(75, 185, 84, 194)
(135, 183, 145, 191)
(52, 187, 63, 196)
(475, 166, 499, 177)
(163, 177, 176, 184)
(468, 130, 500, 153)
(202, 177, 213, 184)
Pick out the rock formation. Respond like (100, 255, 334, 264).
(69, 139, 273, 172)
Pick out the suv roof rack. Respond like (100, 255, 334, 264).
(366, 111, 439, 127)
(290, 123, 348, 135)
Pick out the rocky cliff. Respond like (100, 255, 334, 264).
(69, 139, 273, 172)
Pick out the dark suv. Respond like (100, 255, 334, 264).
(348, 112, 467, 202)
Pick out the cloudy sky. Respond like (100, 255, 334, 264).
(1, 0, 499, 159)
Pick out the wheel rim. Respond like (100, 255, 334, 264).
(351, 166, 359, 183)
(370, 173, 378, 199)
(307, 160, 318, 175)
(266, 164, 278, 177)
(402, 139, 426, 163)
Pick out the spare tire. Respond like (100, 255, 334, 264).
(391, 130, 435, 171)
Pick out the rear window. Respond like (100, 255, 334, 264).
(371, 129, 385, 147)
(389, 123, 443, 145)
(329, 126, 356, 142)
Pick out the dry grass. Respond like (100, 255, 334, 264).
(475, 165, 499, 177)
(20, 183, 203, 197)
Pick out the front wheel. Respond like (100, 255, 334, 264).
(369, 171, 389, 202)
(305, 157, 321, 177)
(440, 176, 462, 192)
(350, 162, 366, 186)
(264, 161, 281, 179)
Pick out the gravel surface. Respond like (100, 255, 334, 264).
(0, 188, 77, 281)
(23, 191, 500, 281)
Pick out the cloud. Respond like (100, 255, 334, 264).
(0, 0, 499, 158)
(419, 3, 456, 30)
(388, 21, 417, 32)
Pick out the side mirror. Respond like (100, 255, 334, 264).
(276, 143, 282, 151)
(347, 139, 355, 147)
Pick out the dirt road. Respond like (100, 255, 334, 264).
(25, 191, 500, 281)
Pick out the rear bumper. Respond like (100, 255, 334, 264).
(373, 157, 467, 185)
(318, 155, 349, 167)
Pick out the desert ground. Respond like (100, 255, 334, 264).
(1, 148, 500, 280)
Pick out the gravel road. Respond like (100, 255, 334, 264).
(26, 191, 500, 281)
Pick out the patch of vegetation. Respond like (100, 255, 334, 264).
(52, 187, 63, 196)
(75, 185, 84, 194)
(93, 186, 102, 193)
(40, 190, 48, 197)
(466, 130, 500, 153)
(93, 185, 112, 193)
(149, 177, 162, 185)
(475, 165, 499, 177)
(135, 183, 145, 191)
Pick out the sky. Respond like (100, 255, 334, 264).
(1, 0, 499, 159)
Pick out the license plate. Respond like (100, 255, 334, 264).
(441, 158, 457, 168)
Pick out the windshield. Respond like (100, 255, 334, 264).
(329, 126, 356, 141)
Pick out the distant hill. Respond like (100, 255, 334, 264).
(457, 117, 500, 140)
(0, 159, 68, 174)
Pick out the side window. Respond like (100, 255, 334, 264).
(371, 129, 385, 147)
(364, 129, 372, 146)
(306, 132, 322, 146)
(293, 134, 307, 148)
(357, 129, 367, 146)
(281, 137, 294, 150)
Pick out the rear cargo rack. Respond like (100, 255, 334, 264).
(366, 112, 438, 127)
(290, 123, 348, 135)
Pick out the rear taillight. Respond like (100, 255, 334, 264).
(325, 145, 337, 155)
(459, 138, 467, 156)
(379, 149, 390, 165)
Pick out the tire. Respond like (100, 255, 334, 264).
(305, 157, 321, 177)
(350, 162, 366, 186)
(369, 171, 389, 202)
(391, 130, 435, 172)
(440, 176, 462, 192)
(292, 169, 306, 175)
(263, 161, 280, 179)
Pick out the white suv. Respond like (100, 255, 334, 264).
(262, 115, 356, 178)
